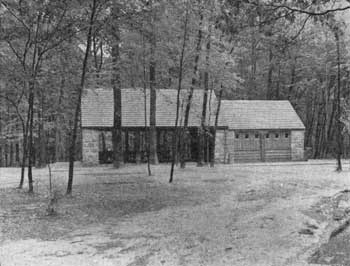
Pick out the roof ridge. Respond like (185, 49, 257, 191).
(86, 87, 213, 91)
(221, 100, 290, 102)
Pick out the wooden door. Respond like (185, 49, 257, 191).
(233, 131, 261, 162)
(264, 131, 291, 161)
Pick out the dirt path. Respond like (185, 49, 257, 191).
(1, 162, 350, 265)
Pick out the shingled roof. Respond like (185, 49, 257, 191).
(81, 88, 217, 128)
(218, 100, 305, 130)
(82, 89, 304, 130)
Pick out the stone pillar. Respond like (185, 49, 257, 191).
(226, 130, 235, 163)
(291, 130, 305, 161)
(82, 129, 100, 165)
(215, 130, 226, 163)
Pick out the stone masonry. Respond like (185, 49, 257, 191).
(291, 130, 305, 161)
(225, 130, 235, 163)
(82, 128, 305, 164)
(215, 130, 226, 163)
(82, 129, 100, 165)
(215, 129, 235, 164)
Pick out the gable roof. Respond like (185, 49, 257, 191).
(82, 89, 305, 130)
(218, 100, 305, 130)
(81, 88, 217, 128)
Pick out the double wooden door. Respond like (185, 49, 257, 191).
(233, 131, 291, 162)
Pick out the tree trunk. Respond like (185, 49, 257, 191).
(324, 75, 336, 156)
(144, 83, 151, 174)
(266, 48, 274, 100)
(206, 89, 213, 163)
(326, 97, 336, 155)
(313, 98, 323, 158)
(26, 11, 43, 193)
(335, 30, 342, 171)
(198, 22, 212, 167)
(149, 27, 158, 164)
(67, 0, 97, 194)
(142, 35, 151, 176)
(210, 88, 223, 167)
(27, 81, 34, 193)
(249, 13, 257, 99)
(19, 120, 28, 188)
(55, 81, 64, 162)
(306, 89, 317, 147)
(170, 6, 189, 183)
(149, 67, 158, 164)
(19, 89, 29, 188)
(319, 84, 328, 157)
(180, 4, 203, 168)
(111, 4, 123, 168)
(288, 56, 297, 99)
(38, 90, 46, 167)
(275, 62, 281, 99)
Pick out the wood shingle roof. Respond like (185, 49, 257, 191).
(82, 89, 304, 130)
(81, 88, 217, 128)
(218, 100, 305, 130)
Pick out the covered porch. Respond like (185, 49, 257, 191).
(83, 127, 215, 165)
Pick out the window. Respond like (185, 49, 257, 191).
(275, 133, 279, 138)
(285, 133, 289, 138)
(245, 134, 249, 139)
(235, 133, 239, 139)
(266, 133, 270, 138)
(255, 133, 259, 139)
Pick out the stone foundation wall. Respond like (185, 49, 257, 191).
(82, 128, 305, 165)
(82, 129, 100, 165)
(291, 130, 305, 161)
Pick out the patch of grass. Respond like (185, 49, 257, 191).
(0, 173, 214, 241)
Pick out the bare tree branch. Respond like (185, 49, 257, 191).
(0, 0, 31, 32)
(264, 3, 350, 16)
(5, 40, 25, 68)
(290, 14, 311, 41)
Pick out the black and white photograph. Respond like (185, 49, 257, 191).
(1, 0, 350, 265)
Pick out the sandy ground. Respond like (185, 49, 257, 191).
(1, 161, 350, 266)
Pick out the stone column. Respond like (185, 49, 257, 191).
(226, 130, 235, 164)
(291, 130, 305, 161)
(215, 130, 226, 163)
(82, 129, 100, 165)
